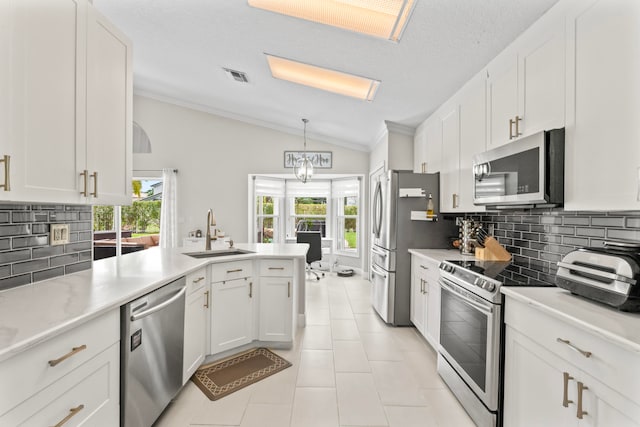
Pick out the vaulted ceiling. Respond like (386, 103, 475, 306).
(94, 0, 560, 151)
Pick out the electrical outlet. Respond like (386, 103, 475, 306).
(50, 224, 70, 246)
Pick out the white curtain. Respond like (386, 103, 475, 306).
(160, 168, 178, 248)
(285, 179, 331, 197)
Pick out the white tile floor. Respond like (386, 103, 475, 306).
(155, 274, 476, 427)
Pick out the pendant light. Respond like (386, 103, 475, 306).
(294, 118, 314, 183)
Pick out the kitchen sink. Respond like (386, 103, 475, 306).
(184, 249, 254, 259)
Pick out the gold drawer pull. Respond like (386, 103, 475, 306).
(577, 381, 588, 419)
(193, 276, 205, 283)
(562, 372, 574, 407)
(268, 267, 285, 270)
(89, 171, 98, 197)
(420, 265, 429, 270)
(52, 404, 84, 427)
(48, 345, 87, 367)
(204, 290, 210, 308)
(556, 338, 592, 358)
(0, 155, 10, 191)
(80, 170, 88, 197)
(226, 268, 243, 273)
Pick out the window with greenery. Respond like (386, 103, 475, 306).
(290, 197, 328, 237)
(256, 196, 279, 243)
(336, 196, 358, 253)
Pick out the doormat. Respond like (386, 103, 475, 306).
(191, 347, 292, 401)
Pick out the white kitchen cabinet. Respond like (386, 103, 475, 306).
(439, 74, 486, 213)
(564, 0, 640, 211)
(210, 261, 254, 354)
(503, 295, 640, 427)
(486, 11, 565, 149)
(0, 0, 132, 205)
(183, 268, 208, 383)
(85, 4, 132, 205)
(259, 259, 294, 342)
(410, 254, 441, 349)
(424, 117, 443, 174)
(413, 122, 427, 173)
(0, 309, 120, 426)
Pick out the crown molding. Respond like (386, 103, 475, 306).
(384, 120, 416, 136)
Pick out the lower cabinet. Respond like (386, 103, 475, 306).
(183, 268, 209, 382)
(0, 310, 120, 426)
(503, 296, 640, 427)
(210, 276, 254, 354)
(410, 254, 441, 349)
(259, 259, 294, 342)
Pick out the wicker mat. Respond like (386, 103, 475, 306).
(191, 347, 292, 401)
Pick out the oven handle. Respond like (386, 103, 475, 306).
(440, 279, 493, 315)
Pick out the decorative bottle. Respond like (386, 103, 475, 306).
(426, 194, 435, 218)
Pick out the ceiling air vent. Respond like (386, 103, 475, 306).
(223, 68, 249, 83)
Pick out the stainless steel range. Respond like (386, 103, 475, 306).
(437, 259, 554, 427)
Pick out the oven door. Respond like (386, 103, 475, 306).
(438, 277, 501, 411)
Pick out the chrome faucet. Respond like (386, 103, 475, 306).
(205, 209, 217, 251)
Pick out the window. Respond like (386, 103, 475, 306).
(333, 178, 360, 256)
(286, 180, 331, 238)
(93, 178, 162, 260)
(253, 177, 285, 243)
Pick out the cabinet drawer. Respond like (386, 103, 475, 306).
(504, 297, 640, 402)
(211, 260, 253, 283)
(0, 309, 119, 416)
(1, 343, 119, 426)
(259, 259, 293, 277)
(186, 267, 207, 294)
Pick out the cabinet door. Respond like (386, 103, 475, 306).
(410, 257, 426, 336)
(440, 104, 460, 213)
(3, 0, 87, 203)
(413, 123, 427, 173)
(183, 285, 209, 383)
(424, 117, 442, 173)
(504, 326, 578, 427)
(565, 0, 640, 211)
(518, 16, 566, 136)
(424, 271, 441, 348)
(458, 75, 487, 212)
(487, 53, 519, 148)
(259, 277, 293, 342)
(578, 371, 640, 427)
(211, 277, 253, 354)
(86, 5, 132, 205)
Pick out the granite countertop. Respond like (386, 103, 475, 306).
(408, 248, 476, 263)
(0, 243, 308, 362)
(501, 287, 640, 355)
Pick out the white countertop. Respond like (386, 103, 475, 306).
(408, 248, 476, 264)
(501, 287, 640, 354)
(0, 243, 308, 362)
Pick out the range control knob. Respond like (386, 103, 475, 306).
(473, 277, 482, 287)
(485, 282, 496, 292)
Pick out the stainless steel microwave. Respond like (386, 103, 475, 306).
(472, 128, 565, 208)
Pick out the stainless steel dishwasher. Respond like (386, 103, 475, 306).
(121, 276, 187, 427)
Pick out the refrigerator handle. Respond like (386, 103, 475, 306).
(373, 180, 382, 238)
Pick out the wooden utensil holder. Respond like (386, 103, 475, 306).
(475, 236, 512, 261)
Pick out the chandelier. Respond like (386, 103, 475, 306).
(294, 118, 313, 183)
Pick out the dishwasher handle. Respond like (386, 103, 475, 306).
(130, 286, 187, 322)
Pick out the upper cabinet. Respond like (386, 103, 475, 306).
(564, 0, 640, 211)
(487, 12, 566, 148)
(0, 0, 132, 205)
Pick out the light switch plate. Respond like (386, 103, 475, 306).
(50, 224, 70, 246)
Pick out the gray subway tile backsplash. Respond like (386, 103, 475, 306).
(468, 209, 640, 285)
(0, 203, 92, 291)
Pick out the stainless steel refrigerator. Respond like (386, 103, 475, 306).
(370, 170, 457, 326)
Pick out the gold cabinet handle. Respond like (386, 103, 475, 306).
(452, 193, 459, 208)
(514, 115, 522, 138)
(249, 282, 253, 298)
(193, 276, 205, 283)
(268, 267, 285, 270)
(80, 170, 88, 196)
(287, 281, 291, 298)
(562, 372, 574, 407)
(556, 338, 592, 358)
(204, 290, 209, 308)
(421, 162, 426, 173)
(52, 404, 85, 427)
(89, 171, 98, 197)
(577, 381, 589, 419)
(509, 118, 515, 139)
(226, 268, 243, 274)
(419, 278, 424, 294)
(48, 345, 87, 367)
(0, 155, 10, 191)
